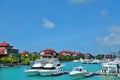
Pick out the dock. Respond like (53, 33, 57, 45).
(85, 72, 118, 77)
(51, 71, 119, 77)
(95, 72, 118, 76)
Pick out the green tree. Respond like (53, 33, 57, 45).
(73, 56, 81, 60)
(57, 55, 74, 61)
(57, 54, 65, 61)
(7, 55, 18, 64)
(96, 54, 104, 59)
(31, 54, 40, 61)
(1, 57, 7, 64)
(20, 54, 30, 65)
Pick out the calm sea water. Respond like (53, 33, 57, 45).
(0, 62, 119, 80)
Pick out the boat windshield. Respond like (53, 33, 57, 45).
(74, 68, 83, 71)
(42, 67, 56, 70)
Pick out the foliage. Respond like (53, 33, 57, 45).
(96, 54, 104, 59)
(57, 54, 83, 61)
(0, 55, 19, 64)
(20, 53, 40, 65)
(57, 54, 66, 61)
(7, 55, 19, 63)
(0, 51, 40, 65)
(29, 54, 40, 61)
(20, 54, 30, 65)
(1, 57, 7, 64)
(79, 54, 84, 59)
(73, 56, 81, 60)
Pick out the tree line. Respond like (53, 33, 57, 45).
(0, 53, 40, 65)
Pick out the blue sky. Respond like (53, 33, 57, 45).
(0, 0, 120, 54)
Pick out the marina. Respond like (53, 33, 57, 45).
(43, 70, 120, 77)
(1, 61, 120, 80)
(0, 0, 120, 80)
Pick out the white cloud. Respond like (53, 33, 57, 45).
(69, 0, 91, 5)
(100, 8, 109, 17)
(42, 18, 55, 29)
(109, 26, 120, 33)
(96, 26, 120, 46)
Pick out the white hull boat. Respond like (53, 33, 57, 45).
(40, 69, 61, 76)
(91, 59, 101, 64)
(69, 66, 87, 79)
(39, 64, 64, 76)
(24, 59, 45, 76)
(39, 58, 64, 76)
(24, 69, 39, 76)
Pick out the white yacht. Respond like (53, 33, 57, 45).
(73, 60, 79, 62)
(69, 66, 87, 79)
(81, 59, 91, 64)
(100, 61, 117, 73)
(39, 58, 64, 76)
(102, 61, 117, 68)
(91, 59, 101, 64)
(24, 59, 46, 76)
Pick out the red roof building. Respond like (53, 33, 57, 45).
(84, 53, 94, 59)
(40, 48, 57, 58)
(59, 50, 83, 57)
(0, 42, 19, 57)
(0, 42, 13, 47)
(0, 49, 4, 55)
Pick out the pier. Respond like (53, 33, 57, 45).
(85, 72, 118, 77)
(51, 71, 119, 77)
(95, 72, 118, 76)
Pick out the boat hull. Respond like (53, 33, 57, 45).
(24, 69, 40, 76)
(70, 72, 86, 79)
(39, 70, 58, 76)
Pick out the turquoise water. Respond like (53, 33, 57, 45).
(0, 62, 119, 80)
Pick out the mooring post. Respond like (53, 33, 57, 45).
(117, 64, 119, 73)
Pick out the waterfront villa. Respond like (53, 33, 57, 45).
(60, 50, 82, 57)
(84, 53, 94, 59)
(0, 42, 19, 57)
(40, 48, 58, 58)
(21, 50, 29, 57)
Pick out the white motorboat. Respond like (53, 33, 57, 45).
(39, 58, 64, 76)
(73, 60, 79, 62)
(100, 61, 117, 73)
(24, 59, 45, 76)
(81, 59, 91, 64)
(91, 59, 101, 64)
(69, 66, 87, 79)
(102, 61, 117, 68)
(39, 63, 63, 76)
